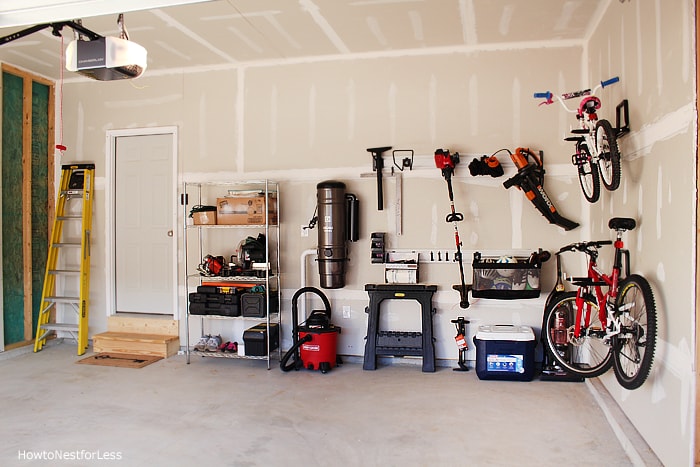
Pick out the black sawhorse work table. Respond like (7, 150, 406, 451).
(363, 284, 437, 372)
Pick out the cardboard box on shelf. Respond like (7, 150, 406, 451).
(216, 193, 278, 225)
(192, 210, 217, 225)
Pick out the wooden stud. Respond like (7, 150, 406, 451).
(22, 74, 32, 342)
(1, 64, 55, 345)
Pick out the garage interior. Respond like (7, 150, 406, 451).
(0, 1, 696, 465)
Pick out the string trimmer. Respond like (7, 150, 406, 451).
(434, 149, 469, 309)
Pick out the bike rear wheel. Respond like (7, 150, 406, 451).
(543, 291, 613, 377)
(612, 274, 657, 390)
(575, 142, 600, 203)
(595, 119, 621, 191)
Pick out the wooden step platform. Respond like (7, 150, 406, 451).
(92, 316, 180, 358)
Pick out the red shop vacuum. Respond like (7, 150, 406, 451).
(280, 287, 342, 374)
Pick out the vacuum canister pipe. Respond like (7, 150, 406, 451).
(317, 181, 347, 289)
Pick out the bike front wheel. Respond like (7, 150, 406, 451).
(543, 291, 613, 377)
(595, 119, 621, 191)
(575, 142, 600, 203)
(612, 274, 657, 390)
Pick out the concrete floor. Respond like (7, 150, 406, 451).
(0, 341, 661, 466)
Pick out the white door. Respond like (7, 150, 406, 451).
(114, 133, 175, 314)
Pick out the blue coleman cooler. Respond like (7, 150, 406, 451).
(474, 324, 536, 381)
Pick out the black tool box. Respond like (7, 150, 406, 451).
(242, 323, 279, 356)
(240, 293, 279, 318)
(188, 290, 240, 316)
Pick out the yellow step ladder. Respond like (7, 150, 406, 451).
(34, 163, 94, 355)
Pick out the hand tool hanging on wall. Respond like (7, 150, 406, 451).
(434, 149, 469, 309)
(367, 146, 392, 210)
(501, 148, 579, 231)
(391, 149, 413, 235)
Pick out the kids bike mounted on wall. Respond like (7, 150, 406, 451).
(534, 76, 630, 203)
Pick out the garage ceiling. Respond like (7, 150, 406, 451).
(0, 0, 607, 81)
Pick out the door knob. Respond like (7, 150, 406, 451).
(168, 230, 173, 237)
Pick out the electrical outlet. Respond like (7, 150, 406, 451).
(301, 224, 308, 237)
(342, 306, 351, 319)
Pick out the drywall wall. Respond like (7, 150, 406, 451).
(583, 1, 696, 466)
(54, 1, 694, 464)
(60, 43, 587, 351)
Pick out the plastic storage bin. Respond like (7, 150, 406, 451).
(474, 324, 536, 381)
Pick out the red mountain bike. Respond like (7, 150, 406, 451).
(543, 217, 657, 389)
(535, 77, 623, 203)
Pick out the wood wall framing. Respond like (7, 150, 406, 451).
(1, 63, 54, 347)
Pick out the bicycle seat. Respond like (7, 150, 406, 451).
(609, 217, 636, 231)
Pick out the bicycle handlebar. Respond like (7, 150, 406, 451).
(557, 240, 613, 255)
(534, 76, 619, 106)
(601, 76, 619, 88)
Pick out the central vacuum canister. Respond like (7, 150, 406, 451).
(317, 181, 347, 289)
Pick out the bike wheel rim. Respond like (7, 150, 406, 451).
(545, 294, 612, 376)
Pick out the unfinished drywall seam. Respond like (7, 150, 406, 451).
(389, 82, 397, 143)
(198, 92, 207, 160)
(509, 189, 523, 249)
(656, 167, 663, 240)
(346, 78, 355, 141)
(511, 78, 521, 144)
(654, 0, 663, 96)
(429, 74, 437, 143)
(63, 38, 585, 84)
(236, 67, 244, 172)
(583, 0, 613, 43)
(622, 102, 694, 160)
(458, 0, 477, 46)
(408, 10, 424, 43)
(308, 84, 316, 148)
(681, 0, 691, 83)
(299, 0, 350, 54)
(75, 101, 84, 160)
(620, 15, 626, 91)
(150, 9, 237, 63)
(498, 5, 514, 37)
(367, 16, 387, 48)
(468, 74, 477, 137)
(635, 1, 643, 96)
(270, 84, 278, 157)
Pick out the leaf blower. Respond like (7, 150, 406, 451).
(435, 149, 469, 309)
(501, 147, 579, 231)
(280, 287, 342, 374)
